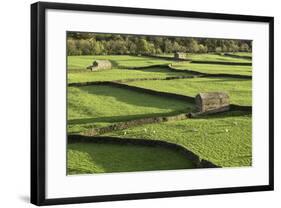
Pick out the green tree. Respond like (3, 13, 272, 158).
(164, 39, 173, 53)
(67, 32, 252, 55)
(215, 47, 222, 53)
(67, 39, 78, 55)
(240, 43, 250, 52)
(189, 39, 199, 53)
(198, 44, 208, 53)
(136, 38, 150, 54)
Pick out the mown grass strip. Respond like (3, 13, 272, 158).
(168, 64, 252, 78)
(125, 64, 252, 79)
(224, 53, 252, 60)
(184, 53, 252, 63)
(190, 60, 251, 66)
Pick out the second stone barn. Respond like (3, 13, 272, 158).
(87, 60, 112, 71)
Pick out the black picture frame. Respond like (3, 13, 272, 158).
(31, 1, 274, 206)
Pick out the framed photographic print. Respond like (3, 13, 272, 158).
(31, 1, 274, 206)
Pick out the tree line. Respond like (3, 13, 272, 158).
(67, 32, 252, 56)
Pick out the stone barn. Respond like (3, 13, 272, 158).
(195, 92, 230, 113)
(174, 52, 186, 60)
(88, 60, 112, 71)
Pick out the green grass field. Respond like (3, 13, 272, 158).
(185, 53, 251, 63)
(68, 85, 194, 133)
(228, 52, 252, 58)
(171, 62, 252, 75)
(128, 78, 252, 106)
(104, 111, 252, 167)
(68, 55, 173, 71)
(68, 142, 195, 174)
(154, 53, 252, 63)
(68, 67, 192, 83)
(67, 53, 252, 174)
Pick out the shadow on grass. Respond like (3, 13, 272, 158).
(67, 142, 195, 174)
(192, 110, 252, 120)
(76, 85, 193, 111)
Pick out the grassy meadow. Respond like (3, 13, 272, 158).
(68, 142, 195, 174)
(155, 52, 252, 62)
(128, 78, 252, 106)
(67, 52, 252, 174)
(183, 53, 251, 63)
(171, 62, 252, 75)
(104, 111, 252, 167)
(68, 85, 194, 133)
